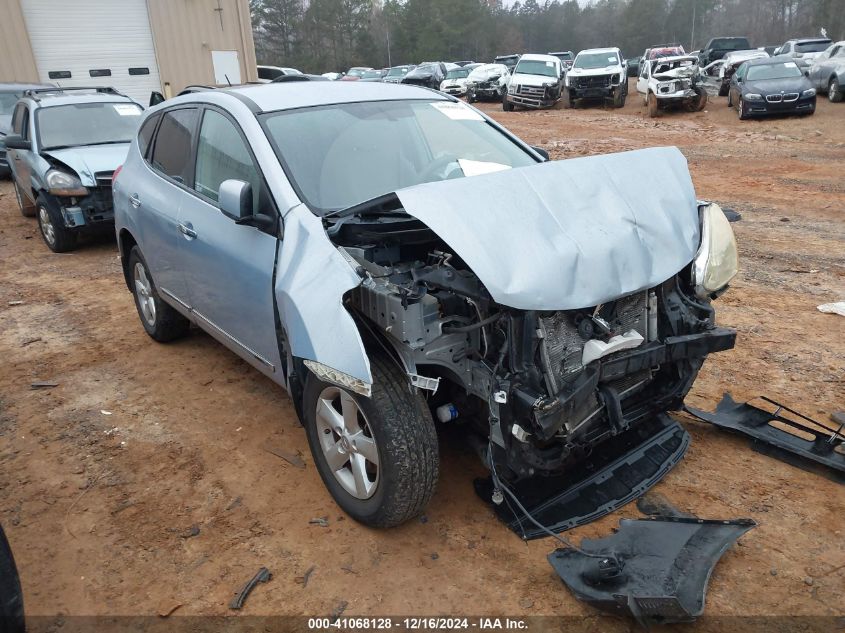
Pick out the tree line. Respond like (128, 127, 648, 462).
(250, 0, 844, 74)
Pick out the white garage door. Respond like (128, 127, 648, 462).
(21, 0, 161, 105)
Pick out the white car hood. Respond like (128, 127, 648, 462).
(509, 72, 555, 87)
(395, 146, 700, 310)
(568, 65, 621, 77)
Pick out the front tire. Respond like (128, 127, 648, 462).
(502, 97, 514, 112)
(128, 246, 190, 342)
(303, 353, 439, 528)
(613, 87, 626, 108)
(829, 78, 843, 103)
(466, 90, 476, 103)
(36, 194, 76, 253)
(0, 525, 25, 633)
(647, 92, 660, 118)
(737, 96, 749, 120)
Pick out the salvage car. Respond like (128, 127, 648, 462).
(114, 82, 738, 528)
(382, 65, 415, 84)
(439, 64, 480, 96)
(718, 49, 769, 96)
(465, 63, 510, 102)
(504, 53, 564, 111)
(728, 57, 816, 119)
(359, 69, 389, 82)
(636, 55, 707, 117)
(257, 65, 303, 83)
(340, 67, 373, 81)
(1, 83, 54, 178)
(806, 40, 845, 102)
(548, 51, 575, 71)
(776, 37, 833, 70)
(401, 62, 451, 89)
(6, 87, 142, 252)
(493, 54, 521, 73)
(565, 47, 627, 108)
(699, 36, 751, 67)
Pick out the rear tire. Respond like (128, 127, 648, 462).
(36, 194, 76, 253)
(0, 525, 25, 633)
(303, 352, 439, 528)
(718, 83, 728, 97)
(647, 92, 660, 118)
(829, 78, 843, 103)
(128, 246, 190, 342)
(14, 182, 35, 218)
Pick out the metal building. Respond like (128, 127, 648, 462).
(0, 0, 258, 103)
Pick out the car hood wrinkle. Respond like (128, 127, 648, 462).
(42, 144, 130, 186)
(394, 146, 700, 310)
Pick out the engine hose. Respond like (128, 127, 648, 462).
(442, 313, 502, 333)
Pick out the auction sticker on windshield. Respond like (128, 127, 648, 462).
(114, 104, 142, 116)
(430, 101, 484, 121)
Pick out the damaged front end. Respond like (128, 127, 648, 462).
(43, 166, 117, 229)
(326, 147, 738, 483)
(650, 56, 708, 112)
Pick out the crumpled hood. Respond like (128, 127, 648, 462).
(42, 144, 130, 186)
(394, 146, 700, 310)
(568, 65, 621, 78)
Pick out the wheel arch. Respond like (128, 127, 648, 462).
(118, 229, 139, 292)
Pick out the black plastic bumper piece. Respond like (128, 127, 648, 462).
(686, 393, 845, 482)
(548, 516, 756, 625)
(475, 413, 689, 539)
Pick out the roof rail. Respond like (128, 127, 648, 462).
(23, 86, 128, 101)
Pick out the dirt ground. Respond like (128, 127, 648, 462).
(1, 80, 843, 626)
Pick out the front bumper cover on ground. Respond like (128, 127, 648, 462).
(548, 516, 756, 624)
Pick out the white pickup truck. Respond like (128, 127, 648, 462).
(503, 54, 564, 110)
(565, 47, 627, 108)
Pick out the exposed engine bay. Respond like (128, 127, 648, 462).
(328, 202, 736, 480)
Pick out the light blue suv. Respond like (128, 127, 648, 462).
(114, 82, 737, 528)
(6, 87, 143, 252)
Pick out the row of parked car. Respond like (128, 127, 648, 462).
(0, 77, 740, 531)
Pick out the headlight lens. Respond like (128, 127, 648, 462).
(692, 203, 739, 299)
(46, 169, 88, 196)
(744, 93, 763, 101)
(802, 88, 816, 97)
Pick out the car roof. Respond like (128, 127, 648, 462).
(211, 81, 450, 113)
(23, 90, 137, 108)
(577, 47, 620, 54)
(518, 53, 559, 62)
(790, 37, 832, 44)
(0, 82, 55, 92)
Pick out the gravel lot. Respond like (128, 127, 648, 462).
(1, 81, 843, 625)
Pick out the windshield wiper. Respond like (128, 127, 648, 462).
(83, 140, 130, 147)
(324, 192, 405, 220)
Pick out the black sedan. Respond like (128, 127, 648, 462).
(728, 57, 816, 119)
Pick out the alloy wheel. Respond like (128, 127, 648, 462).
(38, 206, 56, 247)
(133, 262, 157, 327)
(315, 386, 379, 500)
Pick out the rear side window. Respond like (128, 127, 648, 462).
(137, 113, 161, 159)
(151, 108, 198, 184)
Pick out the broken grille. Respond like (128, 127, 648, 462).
(575, 75, 611, 89)
(514, 85, 546, 96)
(94, 171, 114, 188)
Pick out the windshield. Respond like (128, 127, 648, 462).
(514, 60, 557, 77)
(0, 92, 21, 116)
(445, 68, 470, 80)
(347, 68, 367, 78)
(574, 52, 619, 69)
(553, 52, 573, 60)
(387, 67, 409, 77)
(261, 99, 537, 214)
(795, 41, 830, 53)
(37, 102, 142, 150)
(746, 61, 803, 81)
(361, 70, 382, 79)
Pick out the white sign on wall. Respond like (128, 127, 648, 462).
(212, 50, 241, 86)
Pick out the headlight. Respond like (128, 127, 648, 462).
(611, 73, 620, 83)
(692, 203, 738, 299)
(508, 85, 515, 94)
(744, 93, 763, 101)
(46, 169, 88, 196)
(802, 88, 816, 97)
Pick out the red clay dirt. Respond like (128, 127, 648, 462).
(0, 81, 843, 626)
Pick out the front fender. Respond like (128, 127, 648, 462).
(274, 204, 372, 386)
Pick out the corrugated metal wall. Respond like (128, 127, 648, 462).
(146, 0, 258, 95)
(0, 0, 39, 82)
(0, 0, 257, 93)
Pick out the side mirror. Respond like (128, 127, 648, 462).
(4, 135, 31, 151)
(219, 179, 253, 221)
(219, 179, 276, 232)
(531, 146, 550, 161)
(149, 91, 165, 107)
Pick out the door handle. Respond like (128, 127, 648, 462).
(129, 194, 141, 209)
(178, 223, 197, 239)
